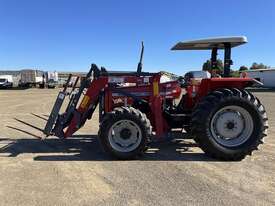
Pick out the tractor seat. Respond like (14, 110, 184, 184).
(184, 71, 211, 79)
(183, 71, 210, 85)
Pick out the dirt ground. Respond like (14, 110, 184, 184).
(0, 88, 274, 206)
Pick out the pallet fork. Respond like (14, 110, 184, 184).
(44, 64, 100, 138)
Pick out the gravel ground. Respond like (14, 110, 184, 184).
(0, 88, 274, 206)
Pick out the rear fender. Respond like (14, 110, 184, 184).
(186, 78, 259, 108)
(199, 77, 260, 96)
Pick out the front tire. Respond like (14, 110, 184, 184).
(98, 107, 152, 159)
(191, 88, 268, 160)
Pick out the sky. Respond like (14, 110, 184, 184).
(0, 0, 275, 75)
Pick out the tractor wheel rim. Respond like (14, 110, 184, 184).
(108, 120, 142, 153)
(210, 105, 254, 147)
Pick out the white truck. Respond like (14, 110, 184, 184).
(46, 71, 58, 88)
(19, 69, 44, 87)
(0, 75, 13, 88)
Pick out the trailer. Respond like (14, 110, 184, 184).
(19, 69, 44, 88)
(0, 75, 13, 88)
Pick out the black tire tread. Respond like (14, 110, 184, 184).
(98, 106, 152, 159)
(191, 88, 268, 161)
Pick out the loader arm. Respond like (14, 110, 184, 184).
(63, 77, 107, 137)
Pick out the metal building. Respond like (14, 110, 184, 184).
(245, 68, 275, 88)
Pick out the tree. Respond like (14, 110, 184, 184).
(202, 59, 223, 74)
(202, 60, 211, 72)
(258, 63, 268, 70)
(250, 62, 269, 70)
(231, 70, 240, 77)
(239, 65, 248, 71)
(250, 62, 258, 70)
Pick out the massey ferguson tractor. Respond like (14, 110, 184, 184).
(44, 36, 268, 160)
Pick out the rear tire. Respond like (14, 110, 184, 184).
(191, 88, 268, 160)
(98, 107, 152, 159)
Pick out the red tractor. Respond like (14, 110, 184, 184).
(44, 36, 268, 160)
